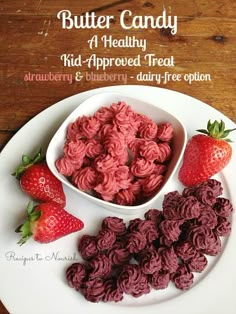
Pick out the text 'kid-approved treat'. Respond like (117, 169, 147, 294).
(66, 179, 233, 303)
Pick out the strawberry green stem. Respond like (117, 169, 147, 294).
(197, 119, 236, 142)
(15, 201, 41, 245)
(12, 148, 45, 179)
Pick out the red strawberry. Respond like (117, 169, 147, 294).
(13, 149, 66, 206)
(15, 201, 84, 244)
(178, 120, 235, 186)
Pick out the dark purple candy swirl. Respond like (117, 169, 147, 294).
(175, 241, 197, 262)
(150, 270, 170, 290)
(198, 206, 218, 229)
(139, 249, 162, 274)
(215, 217, 231, 236)
(186, 252, 208, 273)
(89, 253, 112, 279)
(213, 198, 233, 218)
(102, 216, 127, 235)
(107, 241, 130, 265)
(117, 264, 150, 297)
(159, 246, 179, 273)
(103, 278, 123, 302)
(144, 208, 164, 225)
(81, 277, 105, 303)
(78, 235, 98, 260)
(178, 196, 201, 219)
(159, 220, 184, 242)
(163, 191, 183, 220)
(66, 263, 87, 291)
(203, 233, 221, 256)
(203, 179, 223, 197)
(194, 185, 217, 206)
(127, 231, 147, 253)
(97, 229, 116, 250)
(188, 225, 215, 252)
(171, 265, 194, 290)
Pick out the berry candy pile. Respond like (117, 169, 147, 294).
(56, 101, 174, 205)
(66, 179, 233, 303)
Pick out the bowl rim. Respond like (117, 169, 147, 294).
(46, 91, 187, 212)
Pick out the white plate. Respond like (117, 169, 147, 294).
(46, 91, 187, 214)
(0, 85, 235, 314)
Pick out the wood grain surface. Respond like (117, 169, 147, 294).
(0, 0, 235, 313)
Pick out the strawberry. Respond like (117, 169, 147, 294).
(15, 201, 84, 244)
(13, 149, 66, 206)
(178, 120, 235, 186)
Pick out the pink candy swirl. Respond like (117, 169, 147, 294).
(66, 121, 82, 141)
(85, 139, 103, 158)
(104, 133, 126, 157)
(115, 166, 131, 190)
(55, 157, 75, 176)
(63, 139, 86, 164)
(139, 119, 158, 140)
(94, 172, 119, 200)
(156, 142, 172, 163)
(113, 110, 132, 129)
(97, 124, 116, 140)
(116, 189, 136, 206)
(93, 154, 118, 173)
(66, 263, 87, 290)
(110, 101, 133, 115)
(80, 116, 101, 139)
(128, 138, 146, 157)
(129, 180, 142, 196)
(131, 158, 156, 178)
(117, 264, 150, 297)
(139, 140, 161, 161)
(156, 122, 174, 142)
(94, 106, 113, 124)
(142, 174, 164, 197)
(72, 167, 97, 191)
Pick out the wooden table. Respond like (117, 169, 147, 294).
(0, 1, 235, 313)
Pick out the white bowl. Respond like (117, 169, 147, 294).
(46, 92, 187, 214)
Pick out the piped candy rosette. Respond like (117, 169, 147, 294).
(56, 101, 174, 205)
(65, 179, 234, 303)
